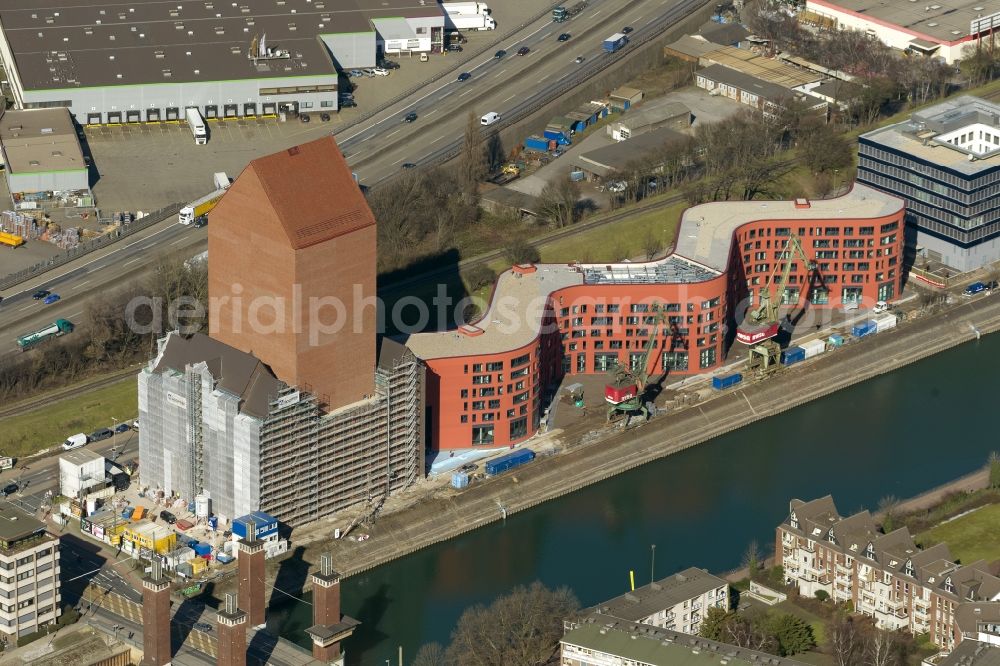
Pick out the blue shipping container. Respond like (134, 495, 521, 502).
(193, 543, 212, 557)
(852, 321, 877, 337)
(781, 346, 806, 365)
(712, 373, 743, 390)
(525, 136, 550, 152)
(543, 128, 571, 145)
(233, 511, 279, 541)
(485, 449, 536, 476)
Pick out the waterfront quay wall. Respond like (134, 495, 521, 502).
(243, 294, 1000, 600)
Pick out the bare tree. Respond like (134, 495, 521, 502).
(412, 643, 449, 666)
(828, 616, 863, 666)
(865, 628, 900, 666)
(459, 112, 489, 199)
(742, 539, 763, 579)
(643, 227, 662, 261)
(444, 582, 579, 666)
(724, 613, 777, 653)
(537, 180, 580, 228)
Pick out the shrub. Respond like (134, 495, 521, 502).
(463, 265, 496, 292)
(815, 590, 830, 602)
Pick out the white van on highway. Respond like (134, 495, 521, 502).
(62, 433, 88, 451)
(481, 112, 501, 126)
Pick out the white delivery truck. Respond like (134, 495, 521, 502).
(444, 12, 496, 30)
(441, 2, 491, 15)
(63, 433, 88, 451)
(185, 107, 208, 145)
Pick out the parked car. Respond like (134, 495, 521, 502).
(873, 300, 890, 314)
(403, 112, 418, 123)
(90, 428, 114, 442)
(349, 69, 365, 77)
(300, 113, 310, 123)
(574, 55, 585, 63)
(43, 293, 60, 304)
(340, 99, 357, 108)
(1, 483, 17, 498)
(114, 423, 131, 434)
(457, 72, 472, 82)
(622, 25, 634, 33)
(132, 419, 140, 430)
(32, 290, 50, 300)
(964, 281, 987, 296)
(446, 44, 463, 52)
(372, 67, 389, 76)
(459, 463, 478, 472)
(552, 149, 564, 158)
(320, 112, 331, 122)
(361, 68, 375, 77)
(63, 434, 88, 450)
(194, 622, 213, 633)
(159, 510, 177, 524)
(517, 46, 530, 56)
(378, 59, 400, 69)
(494, 49, 506, 59)
(557, 33, 571, 41)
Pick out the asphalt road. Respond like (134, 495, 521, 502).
(338, 0, 699, 185)
(0, 223, 206, 356)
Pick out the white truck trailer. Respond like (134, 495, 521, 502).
(444, 12, 496, 30)
(185, 107, 207, 145)
(441, 2, 491, 15)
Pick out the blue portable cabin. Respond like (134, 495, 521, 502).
(564, 112, 589, 134)
(485, 449, 535, 476)
(852, 320, 877, 338)
(543, 127, 572, 144)
(548, 115, 576, 136)
(780, 346, 806, 366)
(712, 373, 743, 390)
(192, 542, 212, 557)
(232, 511, 279, 541)
(451, 472, 470, 489)
(525, 136, 551, 152)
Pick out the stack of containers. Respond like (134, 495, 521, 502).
(800, 339, 826, 359)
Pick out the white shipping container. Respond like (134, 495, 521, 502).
(800, 339, 826, 359)
(873, 313, 897, 333)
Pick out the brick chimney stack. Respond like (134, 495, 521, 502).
(237, 525, 266, 629)
(306, 554, 360, 664)
(215, 593, 248, 666)
(141, 560, 172, 666)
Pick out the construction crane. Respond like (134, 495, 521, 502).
(605, 304, 665, 426)
(735, 233, 815, 376)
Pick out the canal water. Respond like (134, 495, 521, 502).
(272, 334, 998, 665)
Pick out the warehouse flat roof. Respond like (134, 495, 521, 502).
(697, 64, 795, 104)
(860, 96, 1000, 175)
(0, 108, 86, 175)
(0, 0, 440, 90)
(807, 0, 990, 44)
(676, 184, 903, 272)
(405, 186, 900, 360)
(577, 126, 690, 174)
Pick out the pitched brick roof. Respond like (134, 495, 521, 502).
(241, 136, 375, 250)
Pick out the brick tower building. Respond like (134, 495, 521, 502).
(208, 136, 377, 411)
(306, 554, 359, 664)
(141, 560, 172, 666)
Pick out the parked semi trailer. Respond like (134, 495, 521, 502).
(552, 1, 587, 22)
(441, 2, 491, 15)
(17, 319, 74, 350)
(444, 12, 496, 30)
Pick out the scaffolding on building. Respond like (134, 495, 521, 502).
(258, 352, 423, 527)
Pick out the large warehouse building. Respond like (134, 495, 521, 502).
(405, 184, 905, 451)
(858, 95, 1000, 272)
(138, 137, 424, 527)
(0, 0, 445, 124)
(803, 0, 999, 64)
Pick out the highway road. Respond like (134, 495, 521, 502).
(338, 0, 704, 185)
(0, 222, 206, 356)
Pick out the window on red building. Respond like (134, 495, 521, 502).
(472, 426, 494, 446)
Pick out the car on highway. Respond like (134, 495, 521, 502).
(457, 72, 472, 82)
(401, 163, 417, 169)
(43, 293, 60, 304)
(558, 33, 571, 41)
(1, 483, 17, 498)
(194, 622, 213, 633)
(517, 46, 530, 56)
(90, 428, 114, 442)
(622, 25, 634, 33)
(574, 55, 585, 63)
(963, 282, 987, 296)
(114, 423, 131, 434)
(494, 49, 507, 59)
(404, 112, 418, 123)
(32, 290, 51, 300)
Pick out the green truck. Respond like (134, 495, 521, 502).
(552, 1, 586, 22)
(17, 319, 74, 350)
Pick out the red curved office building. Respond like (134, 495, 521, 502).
(405, 185, 905, 452)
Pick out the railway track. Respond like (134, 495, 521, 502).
(0, 365, 140, 422)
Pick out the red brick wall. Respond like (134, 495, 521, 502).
(141, 581, 171, 666)
(238, 545, 265, 628)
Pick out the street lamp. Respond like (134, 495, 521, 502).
(650, 544, 656, 584)
(111, 417, 118, 459)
